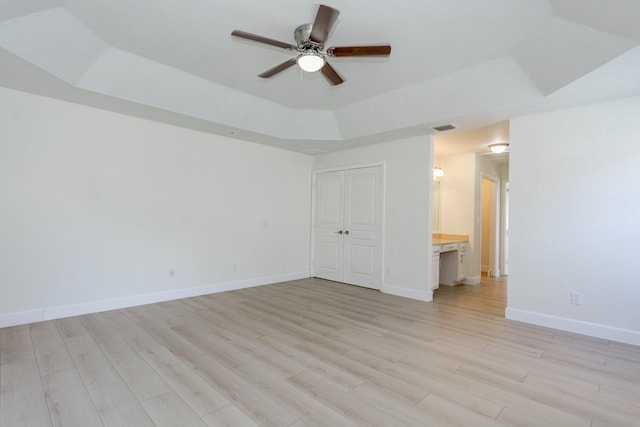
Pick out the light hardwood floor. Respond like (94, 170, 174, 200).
(1, 277, 639, 426)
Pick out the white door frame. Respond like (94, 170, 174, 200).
(311, 162, 386, 288)
(502, 180, 509, 276)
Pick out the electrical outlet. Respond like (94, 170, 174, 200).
(169, 269, 175, 278)
(570, 291, 583, 305)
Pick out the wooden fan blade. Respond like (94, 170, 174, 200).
(231, 30, 296, 50)
(329, 45, 391, 57)
(309, 5, 339, 44)
(258, 58, 297, 78)
(320, 62, 344, 86)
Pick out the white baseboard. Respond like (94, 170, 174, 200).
(506, 307, 640, 346)
(463, 276, 481, 285)
(0, 271, 310, 328)
(382, 284, 433, 302)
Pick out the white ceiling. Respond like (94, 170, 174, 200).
(435, 120, 510, 160)
(1, 0, 639, 154)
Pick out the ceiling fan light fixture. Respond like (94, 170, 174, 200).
(489, 143, 509, 154)
(297, 53, 325, 72)
(231, 5, 390, 85)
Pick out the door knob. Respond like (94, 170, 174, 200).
(344, 230, 350, 235)
(336, 230, 343, 234)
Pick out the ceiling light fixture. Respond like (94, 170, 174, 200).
(297, 53, 325, 72)
(489, 143, 509, 154)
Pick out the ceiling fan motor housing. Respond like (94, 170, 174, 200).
(294, 24, 313, 46)
(294, 23, 324, 54)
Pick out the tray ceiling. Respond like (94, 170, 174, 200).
(1, 0, 639, 153)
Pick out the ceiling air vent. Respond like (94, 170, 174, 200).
(432, 124, 456, 132)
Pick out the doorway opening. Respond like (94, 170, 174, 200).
(481, 176, 500, 277)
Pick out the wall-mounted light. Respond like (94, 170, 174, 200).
(489, 143, 509, 154)
(433, 166, 444, 180)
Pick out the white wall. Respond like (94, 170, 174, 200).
(508, 96, 640, 345)
(440, 153, 476, 238)
(313, 136, 433, 301)
(439, 153, 476, 281)
(0, 87, 313, 326)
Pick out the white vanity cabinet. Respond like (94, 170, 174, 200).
(434, 241, 469, 286)
(431, 245, 441, 290)
(457, 243, 468, 282)
(432, 235, 469, 289)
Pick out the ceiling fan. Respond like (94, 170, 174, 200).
(231, 4, 391, 86)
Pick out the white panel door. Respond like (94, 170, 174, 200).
(313, 170, 344, 282)
(343, 167, 383, 289)
(313, 166, 383, 290)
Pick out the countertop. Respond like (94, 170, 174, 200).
(432, 233, 469, 245)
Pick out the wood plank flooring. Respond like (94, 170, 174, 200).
(1, 277, 639, 426)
